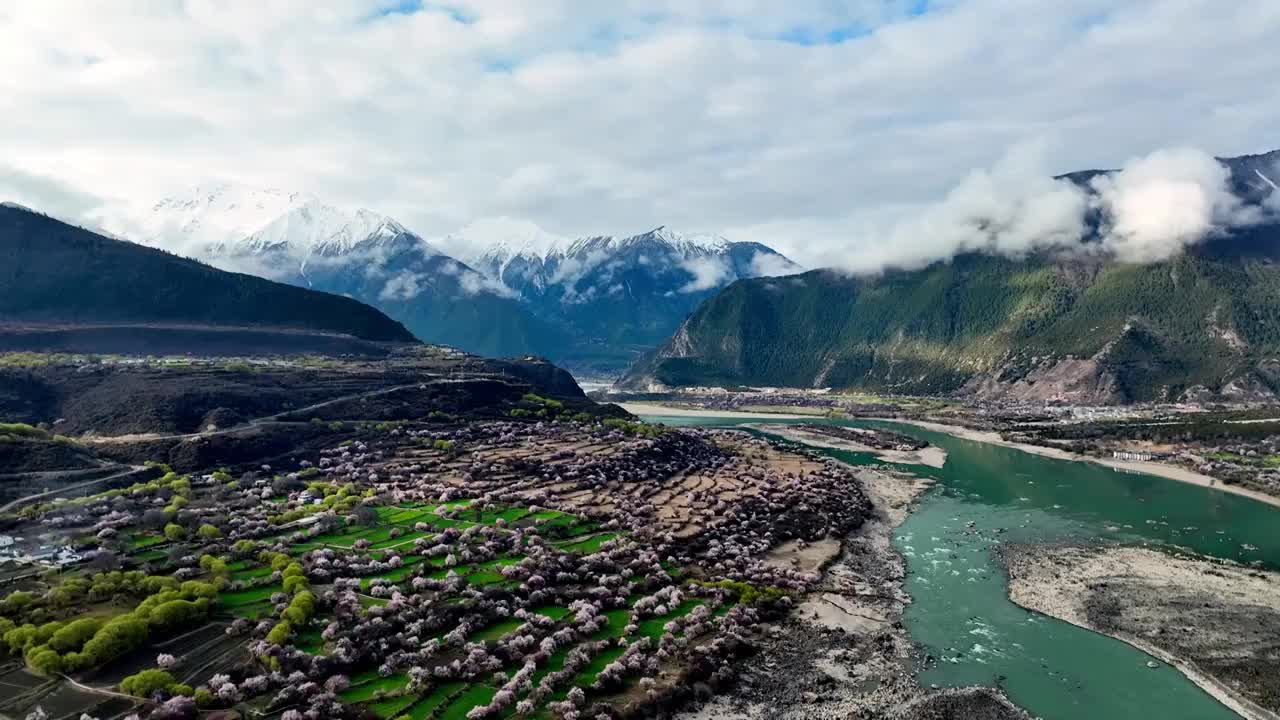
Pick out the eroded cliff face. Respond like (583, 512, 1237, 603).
(960, 356, 1124, 405)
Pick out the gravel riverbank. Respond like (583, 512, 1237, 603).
(747, 423, 948, 468)
(999, 543, 1280, 720)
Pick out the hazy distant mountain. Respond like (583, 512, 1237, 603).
(0, 202, 416, 345)
(621, 150, 1280, 404)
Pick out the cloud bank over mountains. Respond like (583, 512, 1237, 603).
(827, 146, 1280, 274)
(1, 1, 1278, 275)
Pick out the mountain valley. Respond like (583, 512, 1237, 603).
(114, 187, 800, 375)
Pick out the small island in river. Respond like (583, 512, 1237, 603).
(746, 423, 948, 468)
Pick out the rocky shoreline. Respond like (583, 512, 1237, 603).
(677, 461, 1030, 720)
(998, 543, 1280, 720)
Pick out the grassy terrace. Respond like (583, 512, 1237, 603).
(340, 672, 410, 702)
(219, 584, 284, 619)
(401, 681, 466, 719)
(468, 619, 524, 644)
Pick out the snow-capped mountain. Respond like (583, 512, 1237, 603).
(129, 184, 420, 264)
(114, 184, 801, 375)
(442, 217, 568, 296)
(445, 223, 802, 375)
(114, 184, 560, 359)
(452, 224, 800, 302)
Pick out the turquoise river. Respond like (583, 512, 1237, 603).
(639, 413, 1280, 720)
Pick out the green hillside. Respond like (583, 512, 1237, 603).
(622, 249, 1280, 402)
(0, 204, 417, 344)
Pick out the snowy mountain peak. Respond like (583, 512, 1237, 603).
(133, 183, 414, 258)
(643, 226, 732, 254)
(560, 226, 732, 260)
(443, 217, 566, 267)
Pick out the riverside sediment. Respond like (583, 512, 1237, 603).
(746, 423, 948, 468)
(999, 543, 1280, 720)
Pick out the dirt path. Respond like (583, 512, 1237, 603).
(0, 464, 145, 514)
(60, 673, 148, 704)
(85, 381, 432, 444)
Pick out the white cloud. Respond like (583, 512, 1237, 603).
(0, 1, 1277, 272)
(0, 166, 108, 226)
(678, 255, 733, 292)
(379, 271, 424, 301)
(436, 258, 518, 297)
(749, 251, 803, 277)
(1093, 148, 1261, 262)
(550, 248, 611, 290)
(870, 143, 1092, 270)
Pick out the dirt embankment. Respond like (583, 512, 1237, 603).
(1000, 544, 1280, 720)
(680, 462, 1031, 720)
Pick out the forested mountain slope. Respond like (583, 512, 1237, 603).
(0, 203, 417, 344)
(620, 243, 1280, 403)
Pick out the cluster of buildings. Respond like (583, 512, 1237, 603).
(0, 534, 83, 567)
(1111, 450, 1164, 462)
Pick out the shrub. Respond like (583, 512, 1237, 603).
(28, 647, 63, 675)
(265, 621, 292, 645)
(80, 615, 149, 666)
(121, 668, 182, 698)
(49, 618, 103, 653)
(147, 600, 207, 631)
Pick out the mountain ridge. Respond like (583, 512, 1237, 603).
(621, 150, 1280, 404)
(0, 203, 418, 346)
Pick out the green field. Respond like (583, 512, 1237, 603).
(532, 606, 570, 620)
(294, 627, 326, 654)
(591, 608, 632, 640)
(402, 681, 467, 719)
(127, 534, 167, 550)
(340, 673, 410, 703)
(469, 619, 524, 643)
(438, 684, 497, 720)
(219, 584, 283, 618)
(220, 585, 282, 606)
(367, 694, 417, 718)
(548, 646, 627, 702)
(557, 532, 618, 554)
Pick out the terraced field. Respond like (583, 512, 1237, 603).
(0, 411, 854, 720)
